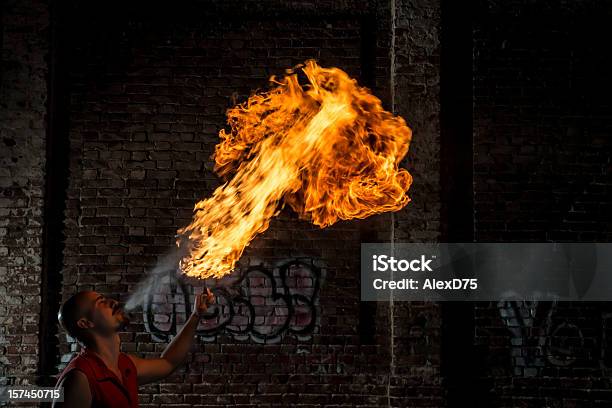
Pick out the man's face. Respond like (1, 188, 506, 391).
(79, 292, 130, 337)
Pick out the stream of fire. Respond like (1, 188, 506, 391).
(176, 60, 413, 279)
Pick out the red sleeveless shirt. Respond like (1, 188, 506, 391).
(56, 349, 139, 408)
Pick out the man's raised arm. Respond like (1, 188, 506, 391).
(128, 288, 214, 385)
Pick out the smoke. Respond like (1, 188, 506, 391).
(123, 246, 243, 312)
(124, 250, 183, 312)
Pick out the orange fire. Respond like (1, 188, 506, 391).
(177, 60, 412, 279)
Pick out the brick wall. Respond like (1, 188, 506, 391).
(0, 0, 447, 406)
(0, 0, 48, 390)
(390, 0, 443, 406)
(473, 0, 612, 406)
(55, 1, 421, 407)
(6, 0, 611, 407)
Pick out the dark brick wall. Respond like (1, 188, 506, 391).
(390, 0, 443, 406)
(473, 1, 612, 406)
(0, 1, 448, 406)
(6, 0, 612, 407)
(0, 0, 48, 389)
(54, 1, 425, 407)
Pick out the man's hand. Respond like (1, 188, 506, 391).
(192, 288, 215, 318)
(129, 287, 215, 385)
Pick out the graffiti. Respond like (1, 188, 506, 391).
(143, 259, 321, 344)
(497, 300, 612, 376)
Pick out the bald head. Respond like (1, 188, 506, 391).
(58, 291, 96, 344)
(58, 291, 129, 345)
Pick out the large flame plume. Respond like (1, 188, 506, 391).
(177, 60, 412, 279)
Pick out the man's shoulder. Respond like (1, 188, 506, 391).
(58, 368, 88, 385)
(52, 370, 90, 408)
(121, 353, 138, 364)
(57, 352, 96, 384)
(56, 362, 94, 399)
(66, 351, 96, 370)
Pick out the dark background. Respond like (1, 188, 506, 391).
(1, 0, 611, 407)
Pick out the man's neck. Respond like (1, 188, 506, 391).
(88, 333, 121, 369)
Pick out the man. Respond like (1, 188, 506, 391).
(52, 288, 214, 408)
